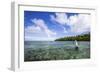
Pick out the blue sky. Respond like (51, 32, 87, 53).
(24, 11, 90, 41)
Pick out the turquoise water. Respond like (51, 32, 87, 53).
(24, 41, 90, 61)
(24, 41, 90, 50)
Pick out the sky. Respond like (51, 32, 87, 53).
(24, 11, 91, 41)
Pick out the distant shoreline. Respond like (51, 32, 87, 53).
(55, 33, 90, 41)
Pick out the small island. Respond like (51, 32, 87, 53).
(55, 33, 90, 41)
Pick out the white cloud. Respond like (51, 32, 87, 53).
(50, 13, 90, 35)
(50, 13, 68, 25)
(25, 25, 41, 33)
(69, 14, 90, 34)
(62, 26, 68, 33)
(31, 19, 56, 37)
(50, 13, 69, 33)
(25, 18, 56, 41)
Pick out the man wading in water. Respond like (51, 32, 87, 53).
(75, 40, 79, 51)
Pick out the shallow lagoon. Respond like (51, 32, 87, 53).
(24, 41, 90, 61)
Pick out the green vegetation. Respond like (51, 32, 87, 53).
(24, 47, 90, 61)
(55, 33, 90, 41)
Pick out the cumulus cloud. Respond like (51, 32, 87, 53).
(25, 18, 56, 41)
(69, 14, 90, 34)
(50, 13, 69, 33)
(25, 25, 41, 33)
(50, 13, 68, 25)
(50, 13, 90, 35)
(31, 19, 56, 37)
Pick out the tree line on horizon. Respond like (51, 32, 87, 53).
(55, 33, 90, 41)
